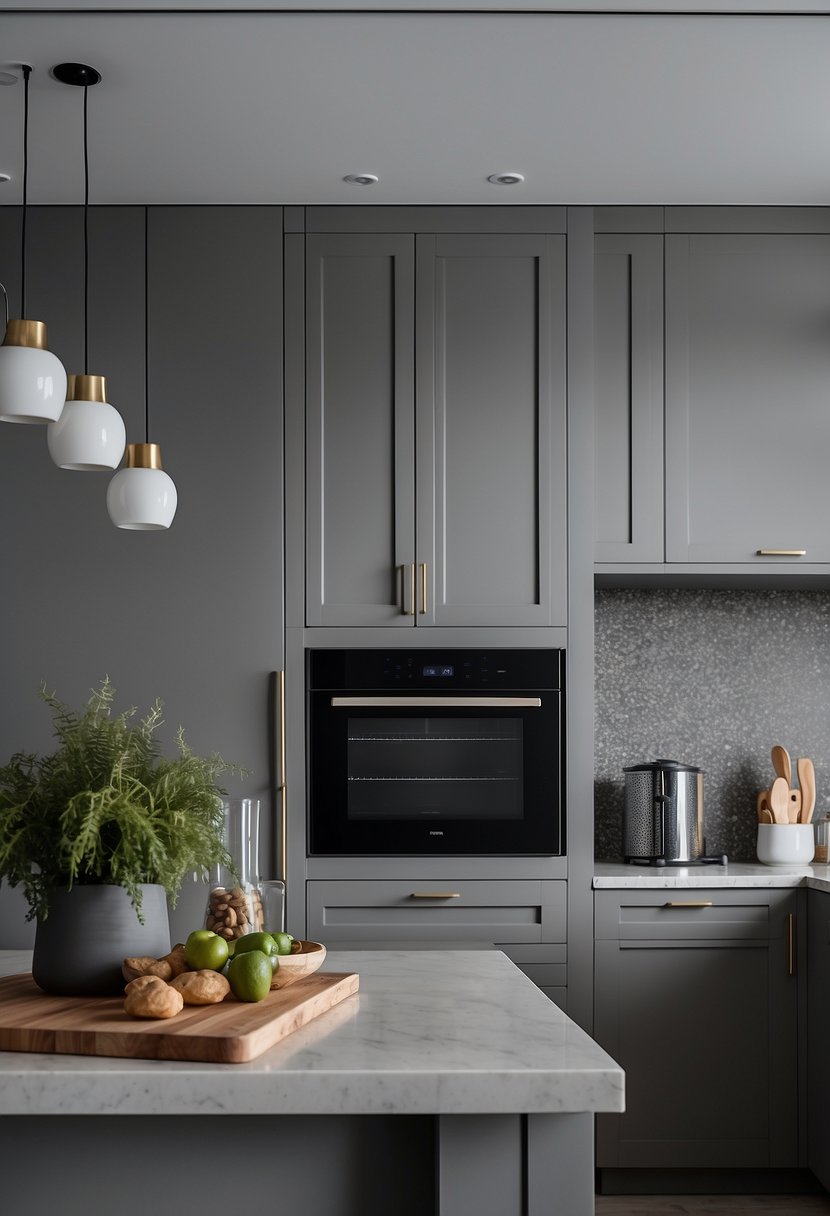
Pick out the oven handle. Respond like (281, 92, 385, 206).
(330, 696, 542, 708)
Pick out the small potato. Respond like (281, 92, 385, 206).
(170, 969, 230, 1006)
(122, 955, 173, 983)
(124, 978, 184, 1020)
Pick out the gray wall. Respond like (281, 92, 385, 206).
(0, 206, 284, 947)
(595, 588, 830, 863)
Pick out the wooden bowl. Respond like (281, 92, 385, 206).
(269, 940, 326, 989)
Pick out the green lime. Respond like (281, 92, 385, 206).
(184, 929, 230, 972)
(227, 950, 273, 1002)
(273, 932, 295, 956)
(234, 931, 278, 959)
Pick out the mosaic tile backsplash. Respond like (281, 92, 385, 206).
(594, 588, 830, 862)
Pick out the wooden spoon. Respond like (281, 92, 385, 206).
(798, 757, 816, 824)
(769, 776, 791, 825)
(788, 788, 802, 824)
(756, 790, 770, 822)
(771, 745, 792, 788)
(759, 806, 774, 824)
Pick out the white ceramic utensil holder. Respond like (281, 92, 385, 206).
(757, 823, 815, 866)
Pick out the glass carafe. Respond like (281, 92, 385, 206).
(204, 797, 263, 939)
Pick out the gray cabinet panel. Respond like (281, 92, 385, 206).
(417, 234, 566, 626)
(665, 234, 830, 564)
(594, 889, 798, 1171)
(594, 234, 664, 563)
(808, 888, 830, 1188)
(305, 233, 415, 626)
(307, 879, 566, 947)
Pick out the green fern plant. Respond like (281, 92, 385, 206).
(0, 679, 241, 922)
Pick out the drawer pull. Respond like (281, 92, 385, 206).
(410, 892, 461, 899)
(663, 901, 714, 909)
(756, 549, 806, 557)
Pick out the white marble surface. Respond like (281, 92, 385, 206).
(0, 948, 623, 1118)
(594, 860, 830, 891)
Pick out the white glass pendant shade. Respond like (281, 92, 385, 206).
(106, 443, 177, 530)
(0, 320, 67, 424)
(47, 374, 126, 470)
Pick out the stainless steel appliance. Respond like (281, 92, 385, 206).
(307, 649, 564, 855)
(623, 759, 726, 866)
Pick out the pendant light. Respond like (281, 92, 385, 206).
(0, 65, 67, 424)
(47, 63, 125, 470)
(106, 209, 177, 530)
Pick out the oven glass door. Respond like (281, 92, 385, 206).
(309, 694, 561, 855)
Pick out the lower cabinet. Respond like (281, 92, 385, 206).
(594, 889, 799, 1170)
(307, 879, 567, 1008)
(808, 887, 830, 1189)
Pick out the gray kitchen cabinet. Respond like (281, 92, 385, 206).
(594, 233, 664, 563)
(594, 889, 798, 1171)
(305, 229, 567, 627)
(307, 878, 567, 1005)
(808, 887, 830, 1189)
(665, 232, 830, 565)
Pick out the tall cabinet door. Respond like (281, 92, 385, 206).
(416, 233, 566, 627)
(594, 233, 664, 563)
(665, 233, 830, 564)
(305, 233, 416, 626)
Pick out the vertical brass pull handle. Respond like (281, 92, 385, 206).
(399, 565, 415, 615)
(787, 912, 795, 976)
(419, 562, 427, 614)
(410, 563, 416, 616)
(276, 670, 287, 885)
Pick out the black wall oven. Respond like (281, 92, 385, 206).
(307, 649, 564, 856)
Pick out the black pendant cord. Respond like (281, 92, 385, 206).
(83, 82, 90, 375)
(144, 206, 150, 444)
(21, 64, 30, 319)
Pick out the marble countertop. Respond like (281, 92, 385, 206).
(594, 860, 830, 891)
(0, 948, 623, 1118)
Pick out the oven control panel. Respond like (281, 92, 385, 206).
(309, 649, 562, 691)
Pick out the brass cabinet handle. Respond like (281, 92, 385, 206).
(276, 670, 287, 885)
(410, 892, 461, 899)
(663, 901, 714, 909)
(277, 670, 287, 885)
(756, 549, 806, 557)
(419, 562, 427, 614)
(788, 912, 795, 977)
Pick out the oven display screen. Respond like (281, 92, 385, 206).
(422, 665, 454, 678)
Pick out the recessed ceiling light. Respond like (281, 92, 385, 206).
(0, 72, 19, 87)
(343, 173, 379, 186)
(0, 174, 10, 184)
(487, 172, 525, 186)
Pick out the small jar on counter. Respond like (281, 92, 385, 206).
(203, 797, 263, 938)
(814, 812, 830, 865)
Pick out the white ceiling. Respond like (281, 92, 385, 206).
(2, 7, 830, 206)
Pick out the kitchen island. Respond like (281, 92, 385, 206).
(0, 947, 623, 1216)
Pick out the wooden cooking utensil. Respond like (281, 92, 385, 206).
(769, 776, 791, 825)
(756, 790, 770, 822)
(771, 745, 792, 788)
(788, 788, 802, 824)
(797, 757, 816, 823)
(759, 806, 774, 824)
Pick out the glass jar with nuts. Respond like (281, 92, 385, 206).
(203, 798, 264, 940)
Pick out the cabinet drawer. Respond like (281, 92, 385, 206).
(307, 879, 566, 945)
(501, 943, 567, 990)
(594, 890, 791, 942)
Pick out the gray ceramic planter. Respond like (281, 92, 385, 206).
(32, 883, 171, 996)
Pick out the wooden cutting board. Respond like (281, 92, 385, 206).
(0, 970, 359, 1064)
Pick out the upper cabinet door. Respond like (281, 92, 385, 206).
(416, 233, 567, 626)
(594, 233, 664, 563)
(666, 233, 830, 564)
(305, 233, 416, 626)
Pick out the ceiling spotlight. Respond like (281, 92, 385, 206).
(343, 173, 379, 186)
(0, 72, 19, 87)
(0, 174, 10, 184)
(487, 172, 525, 186)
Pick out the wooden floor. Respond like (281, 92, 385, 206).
(595, 1197, 830, 1215)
